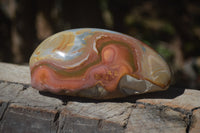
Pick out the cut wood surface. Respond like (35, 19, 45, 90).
(0, 62, 200, 133)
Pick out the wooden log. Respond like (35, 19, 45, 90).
(0, 62, 200, 133)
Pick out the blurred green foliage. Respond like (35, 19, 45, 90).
(156, 44, 173, 61)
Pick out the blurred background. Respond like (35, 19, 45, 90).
(0, 0, 200, 89)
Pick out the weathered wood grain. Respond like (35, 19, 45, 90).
(190, 108, 200, 133)
(0, 101, 8, 121)
(0, 103, 59, 133)
(125, 105, 186, 133)
(0, 62, 30, 84)
(0, 62, 200, 133)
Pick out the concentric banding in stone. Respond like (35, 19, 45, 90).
(30, 28, 171, 99)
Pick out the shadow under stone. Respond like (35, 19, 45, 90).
(39, 87, 186, 104)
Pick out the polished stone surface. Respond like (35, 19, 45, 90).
(30, 28, 172, 99)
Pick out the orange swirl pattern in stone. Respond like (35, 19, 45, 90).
(29, 28, 172, 99)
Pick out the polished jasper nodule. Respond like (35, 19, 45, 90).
(29, 28, 172, 99)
